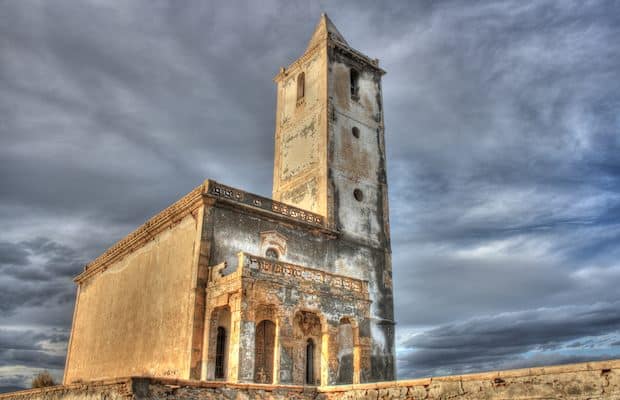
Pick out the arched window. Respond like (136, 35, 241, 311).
(305, 338, 315, 385)
(297, 72, 305, 100)
(215, 327, 226, 379)
(350, 68, 359, 99)
(265, 247, 279, 259)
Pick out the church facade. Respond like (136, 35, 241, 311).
(64, 14, 395, 386)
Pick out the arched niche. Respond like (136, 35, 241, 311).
(254, 319, 276, 384)
(293, 310, 323, 385)
(336, 317, 356, 384)
(207, 306, 231, 380)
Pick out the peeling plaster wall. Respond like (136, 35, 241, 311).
(204, 188, 394, 383)
(273, 46, 328, 217)
(327, 46, 394, 381)
(239, 260, 371, 385)
(272, 31, 395, 380)
(206, 204, 389, 285)
(203, 203, 390, 383)
(64, 213, 201, 384)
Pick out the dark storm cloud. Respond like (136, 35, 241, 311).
(0, 242, 29, 266)
(0, 238, 84, 315)
(399, 302, 620, 378)
(0, 329, 67, 390)
(1, 0, 620, 384)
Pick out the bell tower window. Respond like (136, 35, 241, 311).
(350, 68, 359, 100)
(297, 72, 305, 102)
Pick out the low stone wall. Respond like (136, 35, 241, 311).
(2, 359, 618, 399)
(0, 379, 133, 400)
(319, 359, 620, 399)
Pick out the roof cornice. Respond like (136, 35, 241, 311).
(74, 180, 336, 284)
(74, 183, 207, 284)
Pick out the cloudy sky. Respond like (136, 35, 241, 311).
(1, 0, 620, 391)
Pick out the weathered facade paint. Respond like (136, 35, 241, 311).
(272, 14, 395, 381)
(64, 14, 394, 387)
(64, 212, 202, 383)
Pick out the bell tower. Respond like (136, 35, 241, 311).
(273, 14, 390, 249)
(273, 16, 394, 380)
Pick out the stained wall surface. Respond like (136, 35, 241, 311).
(64, 213, 202, 383)
(273, 45, 328, 217)
(271, 15, 395, 380)
(207, 182, 393, 382)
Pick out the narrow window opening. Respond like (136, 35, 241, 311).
(350, 69, 359, 99)
(305, 338, 315, 385)
(215, 327, 226, 379)
(352, 127, 360, 138)
(297, 72, 305, 100)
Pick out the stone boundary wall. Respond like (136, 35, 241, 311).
(2, 359, 618, 399)
(319, 359, 620, 399)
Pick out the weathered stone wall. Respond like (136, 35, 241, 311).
(203, 200, 387, 383)
(0, 379, 134, 400)
(325, 26, 394, 383)
(4, 360, 619, 400)
(272, 15, 396, 380)
(318, 360, 620, 399)
(239, 254, 371, 386)
(201, 250, 371, 386)
(64, 211, 203, 384)
(272, 42, 328, 217)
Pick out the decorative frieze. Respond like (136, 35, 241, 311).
(207, 181, 324, 227)
(243, 253, 367, 295)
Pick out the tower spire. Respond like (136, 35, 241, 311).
(306, 13, 348, 52)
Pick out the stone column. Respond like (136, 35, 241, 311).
(353, 324, 361, 384)
(236, 289, 256, 383)
(200, 305, 214, 381)
(272, 316, 281, 384)
(320, 324, 329, 386)
(227, 293, 243, 383)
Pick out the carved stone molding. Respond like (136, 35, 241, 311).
(242, 253, 368, 298)
(207, 181, 324, 227)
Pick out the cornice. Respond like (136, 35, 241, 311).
(74, 183, 207, 284)
(204, 180, 334, 233)
(75, 179, 336, 285)
(274, 41, 324, 82)
(332, 41, 386, 75)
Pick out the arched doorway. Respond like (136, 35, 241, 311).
(293, 311, 322, 385)
(254, 320, 276, 383)
(206, 306, 230, 380)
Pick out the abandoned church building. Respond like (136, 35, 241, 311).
(63, 14, 395, 386)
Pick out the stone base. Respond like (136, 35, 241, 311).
(2, 359, 618, 399)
